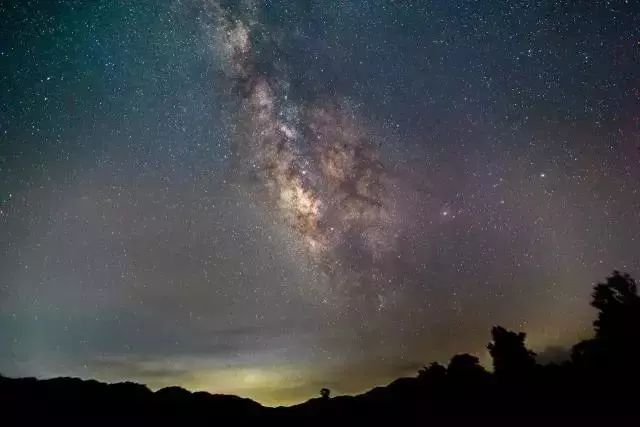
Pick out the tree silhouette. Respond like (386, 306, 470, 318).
(487, 326, 536, 377)
(447, 354, 487, 383)
(592, 271, 640, 341)
(572, 271, 640, 371)
(4, 271, 640, 420)
(418, 362, 446, 381)
(320, 388, 330, 399)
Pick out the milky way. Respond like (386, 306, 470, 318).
(204, 1, 402, 301)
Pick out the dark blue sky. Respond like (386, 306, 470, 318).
(1, 0, 639, 405)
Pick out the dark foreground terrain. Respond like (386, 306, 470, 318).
(3, 271, 640, 424)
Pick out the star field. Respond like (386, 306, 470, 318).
(1, 0, 639, 405)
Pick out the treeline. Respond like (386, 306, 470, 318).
(2, 271, 640, 424)
(286, 271, 640, 421)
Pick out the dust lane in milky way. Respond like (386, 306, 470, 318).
(206, 1, 404, 306)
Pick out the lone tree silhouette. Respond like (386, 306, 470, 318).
(320, 388, 330, 399)
(487, 326, 536, 377)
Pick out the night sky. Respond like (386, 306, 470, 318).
(1, 0, 639, 406)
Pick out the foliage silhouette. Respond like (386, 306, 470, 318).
(320, 387, 331, 399)
(572, 271, 640, 374)
(487, 326, 536, 378)
(447, 353, 487, 380)
(417, 361, 446, 381)
(2, 270, 640, 424)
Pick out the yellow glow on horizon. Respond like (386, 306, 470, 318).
(140, 365, 318, 407)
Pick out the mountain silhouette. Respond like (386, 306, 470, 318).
(3, 271, 640, 424)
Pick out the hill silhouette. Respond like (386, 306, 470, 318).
(3, 271, 640, 424)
